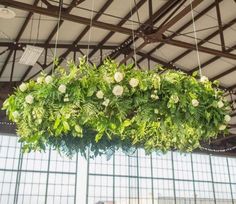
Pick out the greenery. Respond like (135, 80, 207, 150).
(2, 58, 231, 157)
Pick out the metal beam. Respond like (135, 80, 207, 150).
(0, 42, 118, 50)
(159, 38, 236, 60)
(215, 0, 225, 51)
(211, 65, 236, 81)
(0, 0, 40, 77)
(149, 0, 204, 37)
(0, 0, 132, 35)
(108, 0, 184, 61)
(87, 0, 147, 59)
(190, 43, 236, 74)
(172, 17, 236, 63)
(25, 0, 114, 80)
(136, 1, 223, 65)
(20, 0, 90, 81)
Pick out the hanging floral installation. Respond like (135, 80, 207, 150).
(2, 58, 231, 157)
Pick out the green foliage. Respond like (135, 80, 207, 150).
(2, 58, 232, 157)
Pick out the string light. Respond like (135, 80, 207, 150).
(200, 145, 236, 153)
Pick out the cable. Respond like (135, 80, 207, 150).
(53, 0, 63, 71)
(86, 0, 95, 63)
(130, 0, 137, 68)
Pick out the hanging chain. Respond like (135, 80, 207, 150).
(190, 0, 202, 77)
(86, 0, 95, 63)
(53, 0, 63, 71)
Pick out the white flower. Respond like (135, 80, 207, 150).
(129, 78, 139, 88)
(191, 99, 199, 107)
(151, 94, 156, 99)
(112, 85, 124, 96)
(58, 84, 66, 93)
(102, 99, 110, 107)
(219, 125, 226, 131)
(25, 95, 34, 104)
(200, 76, 208, 83)
(217, 100, 224, 108)
(224, 115, 231, 122)
(114, 72, 124, 82)
(37, 119, 42, 124)
(12, 111, 20, 119)
(171, 95, 179, 103)
(19, 83, 27, 92)
(154, 90, 158, 94)
(36, 76, 44, 84)
(45, 75, 53, 84)
(154, 109, 159, 114)
(64, 96, 69, 102)
(96, 90, 104, 99)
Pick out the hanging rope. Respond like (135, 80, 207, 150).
(190, 0, 202, 77)
(53, 0, 63, 71)
(86, 0, 95, 63)
(130, 0, 138, 68)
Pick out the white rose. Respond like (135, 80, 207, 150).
(219, 125, 226, 131)
(19, 83, 27, 92)
(25, 95, 34, 104)
(151, 94, 156, 99)
(12, 111, 20, 119)
(171, 95, 179, 103)
(112, 85, 124, 96)
(200, 76, 208, 83)
(45, 75, 53, 84)
(129, 78, 139, 88)
(217, 101, 224, 108)
(58, 84, 66, 93)
(96, 90, 104, 99)
(102, 99, 110, 107)
(191, 99, 199, 107)
(64, 97, 69, 102)
(154, 109, 159, 114)
(36, 76, 44, 84)
(224, 115, 231, 122)
(114, 72, 124, 82)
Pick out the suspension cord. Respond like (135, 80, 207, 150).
(53, 0, 63, 71)
(190, 0, 202, 77)
(86, 0, 95, 63)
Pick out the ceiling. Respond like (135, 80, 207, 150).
(0, 0, 236, 155)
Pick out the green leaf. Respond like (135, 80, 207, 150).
(95, 131, 104, 143)
(63, 121, 70, 131)
(53, 117, 61, 129)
